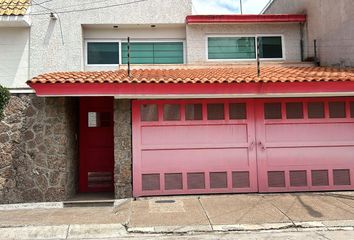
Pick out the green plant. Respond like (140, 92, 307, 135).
(0, 85, 10, 120)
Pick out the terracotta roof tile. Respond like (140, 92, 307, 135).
(0, 0, 30, 16)
(28, 66, 354, 85)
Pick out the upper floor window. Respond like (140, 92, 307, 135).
(208, 37, 256, 60)
(87, 42, 119, 65)
(259, 37, 283, 59)
(207, 35, 283, 61)
(121, 42, 184, 64)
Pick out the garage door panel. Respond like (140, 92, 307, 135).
(141, 148, 250, 172)
(133, 100, 257, 197)
(141, 124, 248, 147)
(258, 98, 354, 193)
(265, 123, 354, 143)
(265, 146, 354, 167)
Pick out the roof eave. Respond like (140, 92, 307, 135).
(186, 14, 306, 24)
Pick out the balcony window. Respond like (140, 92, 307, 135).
(87, 42, 119, 65)
(207, 36, 283, 60)
(121, 42, 184, 64)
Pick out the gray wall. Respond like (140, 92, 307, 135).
(29, 0, 192, 78)
(265, 0, 354, 67)
(186, 23, 302, 64)
(0, 95, 79, 203)
(114, 100, 132, 199)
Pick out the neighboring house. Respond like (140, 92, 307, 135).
(262, 0, 354, 67)
(1, 0, 354, 204)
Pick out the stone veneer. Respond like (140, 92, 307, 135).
(114, 100, 132, 199)
(0, 94, 79, 204)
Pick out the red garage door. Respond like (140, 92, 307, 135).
(132, 98, 354, 197)
(257, 98, 354, 192)
(132, 100, 258, 197)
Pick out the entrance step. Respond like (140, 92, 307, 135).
(63, 199, 114, 208)
(64, 192, 115, 208)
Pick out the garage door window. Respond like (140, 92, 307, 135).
(141, 104, 158, 121)
(207, 104, 225, 120)
(286, 102, 304, 119)
(308, 102, 325, 119)
(329, 102, 346, 118)
(185, 104, 203, 120)
(164, 104, 180, 121)
(264, 103, 282, 119)
(230, 103, 247, 119)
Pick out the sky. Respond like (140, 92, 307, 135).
(192, 0, 271, 14)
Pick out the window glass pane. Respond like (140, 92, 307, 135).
(230, 103, 247, 119)
(259, 37, 283, 59)
(264, 103, 282, 119)
(88, 112, 110, 127)
(185, 104, 202, 120)
(351, 102, 354, 118)
(122, 42, 183, 64)
(329, 102, 346, 118)
(207, 104, 224, 120)
(286, 102, 304, 119)
(141, 104, 158, 121)
(163, 104, 180, 121)
(208, 37, 256, 60)
(308, 102, 325, 119)
(87, 42, 119, 64)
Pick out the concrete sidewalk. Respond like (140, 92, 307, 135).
(0, 192, 354, 239)
(127, 192, 354, 233)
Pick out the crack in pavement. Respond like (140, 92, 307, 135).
(262, 196, 297, 229)
(197, 197, 214, 231)
(65, 224, 70, 239)
(316, 231, 333, 240)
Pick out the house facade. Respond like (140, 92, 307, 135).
(1, 0, 354, 204)
(263, 0, 354, 67)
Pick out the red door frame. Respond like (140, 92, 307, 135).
(79, 97, 114, 193)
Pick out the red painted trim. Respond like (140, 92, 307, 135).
(29, 82, 354, 96)
(186, 14, 306, 24)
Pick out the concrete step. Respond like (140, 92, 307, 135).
(63, 199, 114, 208)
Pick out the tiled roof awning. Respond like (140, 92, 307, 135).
(27, 66, 354, 97)
(0, 0, 31, 16)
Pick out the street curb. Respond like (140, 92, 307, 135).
(0, 198, 130, 211)
(0, 202, 63, 211)
(126, 220, 354, 234)
(0, 224, 128, 240)
(0, 220, 353, 239)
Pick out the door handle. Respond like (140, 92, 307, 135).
(258, 141, 267, 150)
(249, 141, 255, 151)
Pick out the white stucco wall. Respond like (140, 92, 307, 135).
(29, 0, 192, 78)
(0, 27, 29, 88)
(186, 23, 302, 64)
(265, 0, 354, 67)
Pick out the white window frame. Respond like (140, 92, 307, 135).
(85, 39, 121, 67)
(205, 34, 286, 62)
(84, 39, 186, 66)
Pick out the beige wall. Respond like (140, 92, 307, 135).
(265, 0, 354, 67)
(186, 23, 302, 64)
(0, 27, 29, 88)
